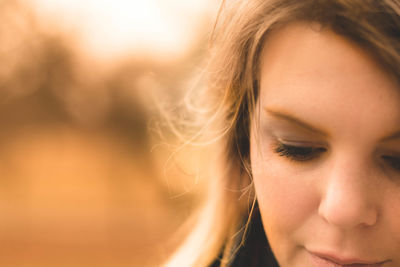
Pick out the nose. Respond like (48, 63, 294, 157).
(318, 158, 378, 229)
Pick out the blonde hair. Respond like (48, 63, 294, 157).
(164, 1, 400, 266)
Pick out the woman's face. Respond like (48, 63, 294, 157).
(250, 23, 400, 267)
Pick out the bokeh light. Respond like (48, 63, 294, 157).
(28, 0, 217, 60)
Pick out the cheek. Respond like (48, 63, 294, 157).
(250, 147, 320, 262)
(384, 191, 400, 250)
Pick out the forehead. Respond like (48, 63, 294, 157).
(258, 22, 400, 141)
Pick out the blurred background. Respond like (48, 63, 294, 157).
(0, 0, 218, 266)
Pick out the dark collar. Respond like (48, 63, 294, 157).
(211, 205, 279, 267)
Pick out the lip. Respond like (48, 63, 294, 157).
(308, 251, 390, 267)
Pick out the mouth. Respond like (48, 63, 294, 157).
(308, 251, 390, 267)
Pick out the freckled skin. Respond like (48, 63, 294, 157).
(250, 23, 400, 267)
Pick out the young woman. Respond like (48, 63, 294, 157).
(164, 0, 400, 266)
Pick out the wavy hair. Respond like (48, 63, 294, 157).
(164, 1, 400, 266)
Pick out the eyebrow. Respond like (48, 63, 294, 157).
(265, 107, 400, 142)
(264, 107, 329, 137)
(381, 130, 400, 142)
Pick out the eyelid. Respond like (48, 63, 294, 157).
(378, 149, 400, 157)
(381, 154, 400, 173)
(266, 123, 325, 141)
(264, 109, 329, 137)
(376, 148, 400, 161)
(273, 140, 327, 162)
(276, 137, 328, 148)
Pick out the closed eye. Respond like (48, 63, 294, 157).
(382, 155, 400, 171)
(273, 142, 326, 161)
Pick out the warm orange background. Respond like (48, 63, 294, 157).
(0, 0, 217, 266)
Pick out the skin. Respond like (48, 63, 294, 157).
(250, 23, 400, 267)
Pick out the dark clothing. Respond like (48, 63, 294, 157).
(210, 206, 279, 267)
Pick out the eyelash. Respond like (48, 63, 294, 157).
(273, 142, 400, 172)
(382, 155, 400, 171)
(273, 142, 326, 161)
